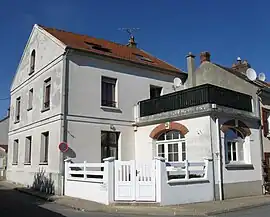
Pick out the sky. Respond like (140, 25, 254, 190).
(0, 0, 269, 119)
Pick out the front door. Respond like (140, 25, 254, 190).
(101, 131, 119, 161)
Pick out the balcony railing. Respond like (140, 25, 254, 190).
(139, 84, 253, 117)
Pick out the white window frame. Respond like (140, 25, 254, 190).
(24, 136, 32, 164)
(225, 129, 245, 164)
(40, 131, 49, 164)
(28, 88, 33, 111)
(101, 76, 118, 108)
(156, 131, 186, 162)
(12, 139, 19, 165)
(15, 97, 21, 123)
(43, 78, 51, 111)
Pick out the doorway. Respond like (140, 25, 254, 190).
(101, 131, 120, 161)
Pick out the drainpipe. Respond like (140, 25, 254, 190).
(257, 91, 265, 194)
(59, 48, 70, 195)
(209, 117, 216, 200)
(215, 117, 224, 200)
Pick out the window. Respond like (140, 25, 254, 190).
(15, 97, 21, 122)
(101, 76, 117, 107)
(30, 50, 36, 75)
(43, 78, 51, 110)
(12, 139, 19, 165)
(40, 132, 49, 164)
(101, 131, 119, 161)
(150, 85, 162, 99)
(25, 136, 32, 164)
(28, 88, 33, 110)
(225, 128, 245, 163)
(156, 130, 186, 162)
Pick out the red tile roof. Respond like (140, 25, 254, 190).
(40, 25, 184, 75)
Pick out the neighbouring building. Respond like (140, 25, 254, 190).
(7, 24, 267, 203)
(0, 110, 9, 179)
(134, 52, 265, 200)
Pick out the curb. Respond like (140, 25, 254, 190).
(205, 201, 270, 216)
(13, 187, 270, 217)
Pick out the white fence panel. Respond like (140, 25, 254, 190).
(64, 158, 114, 205)
(115, 160, 136, 201)
(114, 160, 156, 201)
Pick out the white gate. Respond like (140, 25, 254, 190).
(114, 160, 156, 201)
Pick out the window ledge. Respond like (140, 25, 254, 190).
(41, 107, 50, 113)
(39, 162, 48, 165)
(12, 163, 18, 166)
(27, 107, 33, 111)
(24, 163, 31, 165)
(225, 163, 254, 170)
(100, 106, 122, 113)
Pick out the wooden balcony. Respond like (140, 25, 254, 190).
(139, 84, 253, 117)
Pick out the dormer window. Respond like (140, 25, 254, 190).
(29, 50, 36, 75)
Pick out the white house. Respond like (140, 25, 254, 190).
(7, 24, 186, 194)
(7, 24, 264, 204)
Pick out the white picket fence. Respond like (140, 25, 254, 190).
(64, 157, 114, 205)
(64, 157, 214, 205)
(66, 161, 104, 183)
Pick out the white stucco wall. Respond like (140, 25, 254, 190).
(65, 53, 184, 162)
(135, 116, 212, 162)
(211, 117, 262, 184)
(7, 25, 65, 192)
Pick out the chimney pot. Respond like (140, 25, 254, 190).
(200, 51, 211, 63)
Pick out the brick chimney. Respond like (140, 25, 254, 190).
(200, 51, 211, 63)
(127, 36, 137, 48)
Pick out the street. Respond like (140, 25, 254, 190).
(0, 183, 270, 217)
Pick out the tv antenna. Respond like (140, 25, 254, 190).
(118, 28, 140, 38)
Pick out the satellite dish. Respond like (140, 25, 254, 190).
(258, 72, 266, 82)
(173, 77, 182, 87)
(246, 68, 257, 81)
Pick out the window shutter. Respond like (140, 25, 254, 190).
(262, 108, 269, 137)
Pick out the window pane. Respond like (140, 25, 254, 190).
(157, 133, 165, 141)
(168, 143, 172, 152)
(172, 131, 180, 139)
(168, 153, 179, 162)
(166, 131, 173, 140)
(158, 144, 164, 153)
(173, 143, 178, 152)
(238, 142, 244, 161)
(227, 142, 232, 161)
(173, 153, 178, 161)
(182, 142, 186, 161)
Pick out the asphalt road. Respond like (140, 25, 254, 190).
(216, 205, 270, 217)
(1, 182, 270, 217)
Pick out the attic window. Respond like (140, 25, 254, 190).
(84, 41, 111, 53)
(133, 53, 153, 63)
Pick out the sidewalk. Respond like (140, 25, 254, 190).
(2, 181, 270, 216)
